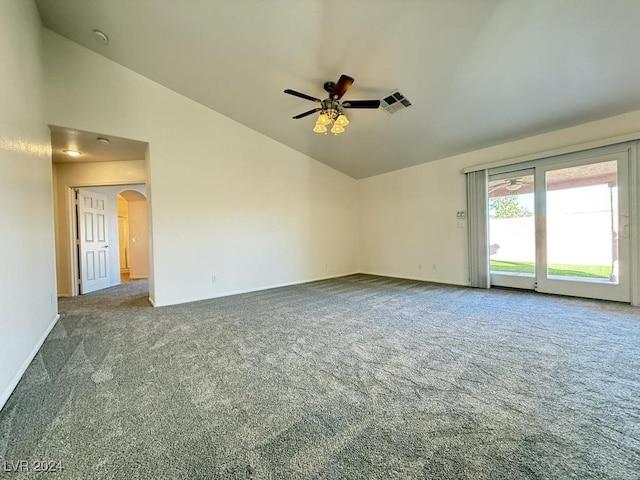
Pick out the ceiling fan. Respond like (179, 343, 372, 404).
(489, 178, 533, 193)
(284, 74, 380, 134)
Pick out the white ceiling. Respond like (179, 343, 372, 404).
(50, 125, 147, 164)
(36, 0, 640, 179)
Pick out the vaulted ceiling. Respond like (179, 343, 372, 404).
(36, 0, 640, 178)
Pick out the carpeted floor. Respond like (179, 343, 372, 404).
(1, 274, 639, 479)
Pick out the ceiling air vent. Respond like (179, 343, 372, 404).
(380, 91, 412, 115)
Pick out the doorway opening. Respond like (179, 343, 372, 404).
(70, 185, 147, 295)
(117, 190, 149, 284)
(50, 125, 150, 298)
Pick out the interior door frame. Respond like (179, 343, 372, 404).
(488, 141, 639, 304)
(65, 181, 146, 297)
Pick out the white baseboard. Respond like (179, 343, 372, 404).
(151, 271, 359, 307)
(0, 314, 60, 412)
(359, 271, 469, 287)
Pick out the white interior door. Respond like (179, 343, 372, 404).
(78, 188, 110, 294)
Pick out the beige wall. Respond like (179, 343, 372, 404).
(44, 30, 358, 307)
(117, 195, 129, 269)
(127, 197, 149, 279)
(52, 161, 146, 296)
(359, 110, 640, 286)
(0, 0, 58, 410)
(117, 190, 149, 279)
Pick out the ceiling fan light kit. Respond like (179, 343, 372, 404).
(335, 114, 349, 126)
(505, 180, 523, 191)
(284, 74, 382, 135)
(330, 124, 345, 135)
(314, 99, 348, 135)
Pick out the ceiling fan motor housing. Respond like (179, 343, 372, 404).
(323, 81, 336, 94)
(321, 98, 341, 120)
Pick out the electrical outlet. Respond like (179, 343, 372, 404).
(457, 220, 465, 228)
(456, 211, 467, 220)
(417, 264, 423, 270)
(211, 276, 217, 283)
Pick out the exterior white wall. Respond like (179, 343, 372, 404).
(489, 217, 536, 263)
(490, 213, 614, 266)
(0, 0, 58, 411)
(359, 110, 640, 285)
(44, 30, 358, 307)
(52, 161, 146, 296)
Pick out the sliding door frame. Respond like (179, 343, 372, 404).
(489, 168, 536, 290)
(487, 141, 639, 303)
(534, 151, 629, 302)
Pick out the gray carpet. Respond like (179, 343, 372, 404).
(1, 275, 639, 479)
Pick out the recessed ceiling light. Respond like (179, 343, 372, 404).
(96, 137, 110, 145)
(92, 29, 109, 45)
(63, 149, 82, 157)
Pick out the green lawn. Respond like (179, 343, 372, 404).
(490, 260, 611, 279)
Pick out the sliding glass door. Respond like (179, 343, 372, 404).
(535, 153, 629, 301)
(488, 149, 630, 302)
(488, 170, 536, 289)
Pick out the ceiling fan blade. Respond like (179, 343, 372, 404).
(331, 74, 354, 100)
(284, 89, 321, 103)
(342, 100, 381, 109)
(292, 108, 322, 119)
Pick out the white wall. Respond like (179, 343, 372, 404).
(44, 30, 358, 307)
(52, 160, 146, 296)
(359, 154, 470, 284)
(359, 110, 640, 285)
(0, 0, 58, 411)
